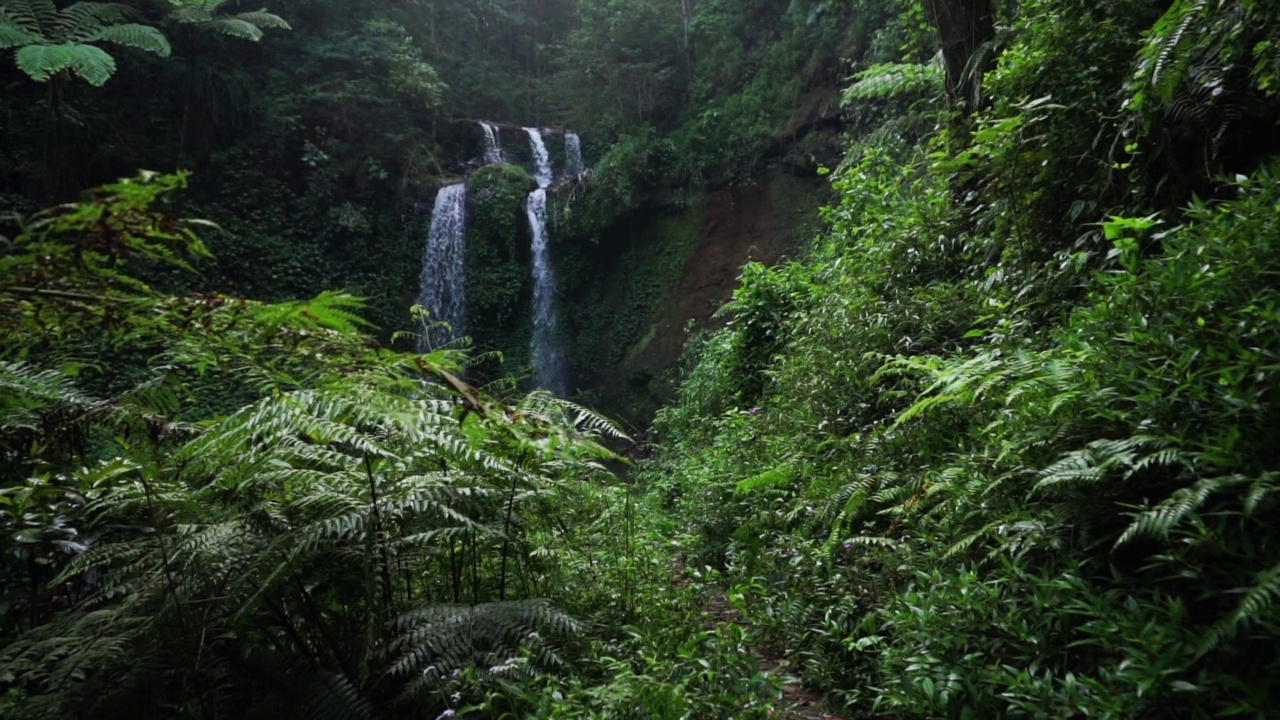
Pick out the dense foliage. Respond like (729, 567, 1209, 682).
(650, 0, 1280, 717)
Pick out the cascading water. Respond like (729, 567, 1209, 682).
(526, 188, 567, 395)
(524, 127, 553, 189)
(415, 183, 468, 350)
(523, 128, 566, 394)
(565, 133, 584, 177)
(480, 122, 504, 164)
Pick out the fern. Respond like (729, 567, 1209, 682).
(1116, 473, 1276, 547)
(0, 0, 55, 36)
(234, 10, 290, 30)
(0, 0, 169, 84)
(2, 376, 606, 715)
(0, 22, 37, 48)
(1200, 560, 1280, 656)
(843, 54, 944, 103)
(87, 23, 170, 55)
(735, 464, 795, 495)
(388, 600, 580, 694)
(58, 2, 132, 34)
(1035, 435, 1184, 492)
(166, 0, 290, 42)
(1129, 0, 1277, 153)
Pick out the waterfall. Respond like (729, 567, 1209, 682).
(415, 183, 468, 350)
(522, 128, 566, 393)
(524, 127, 553, 188)
(480, 122, 504, 164)
(565, 133, 584, 177)
(526, 189, 567, 395)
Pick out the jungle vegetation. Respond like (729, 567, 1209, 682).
(2, 0, 1280, 718)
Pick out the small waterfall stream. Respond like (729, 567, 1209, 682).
(415, 183, 468, 350)
(523, 128, 567, 394)
(480, 122, 504, 164)
(565, 133, 584, 177)
(526, 189, 567, 395)
(525, 127, 554, 188)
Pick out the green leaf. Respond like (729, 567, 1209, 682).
(14, 42, 76, 81)
(166, 4, 212, 24)
(1, 0, 57, 36)
(59, 2, 133, 37)
(233, 10, 290, 31)
(87, 23, 169, 57)
(735, 464, 794, 495)
(203, 17, 262, 40)
(0, 22, 39, 48)
(67, 42, 116, 85)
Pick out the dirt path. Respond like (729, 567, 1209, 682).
(699, 591, 850, 720)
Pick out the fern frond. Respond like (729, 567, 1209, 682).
(167, 0, 231, 15)
(66, 41, 115, 84)
(735, 464, 795, 495)
(1200, 560, 1280, 656)
(1117, 473, 1273, 546)
(15, 42, 81, 81)
(0, 21, 39, 48)
(59, 2, 133, 36)
(86, 23, 170, 56)
(165, 3, 212, 23)
(301, 671, 374, 720)
(1036, 435, 1176, 491)
(518, 390, 630, 443)
(843, 53, 943, 103)
(387, 599, 579, 693)
(202, 16, 261, 40)
(1144, 0, 1207, 105)
(0, 0, 57, 37)
(841, 536, 898, 548)
(233, 10, 289, 30)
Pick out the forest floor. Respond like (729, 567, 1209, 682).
(699, 590, 849, 720)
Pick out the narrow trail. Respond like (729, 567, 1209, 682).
(699, 591, 850, 720)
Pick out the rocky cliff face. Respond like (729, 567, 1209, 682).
(564, 172, 829, 425)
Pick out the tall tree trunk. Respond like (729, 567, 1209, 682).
(923, 0, 995, 113)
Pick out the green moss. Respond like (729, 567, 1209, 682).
(466, 164, 536, 370)
(553, 194, 707, 419)
(624, 323, 661, 365)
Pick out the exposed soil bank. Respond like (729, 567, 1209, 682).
(568, 172, 828, 427)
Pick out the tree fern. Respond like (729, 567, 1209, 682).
(0, 0, 54, 36)
(0, 0, 170, 85)
(166, 0, 290, 42)
(0, 22, 37, 48)
(86, 23, 170, 54)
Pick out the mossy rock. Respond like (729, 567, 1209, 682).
(466, 164, 536, 366)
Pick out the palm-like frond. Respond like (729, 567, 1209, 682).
(14, 41, 113, 83)
(85, 23, 170, 56)
(0, 0, 57, 36)
(166, 2, 290, 42)
(0, 22, 38, 48)
(201, 17, 263, 40)
(234, 10, 289, 30)
(0, 0, 169, 84)
(58, 2, 132, 36)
